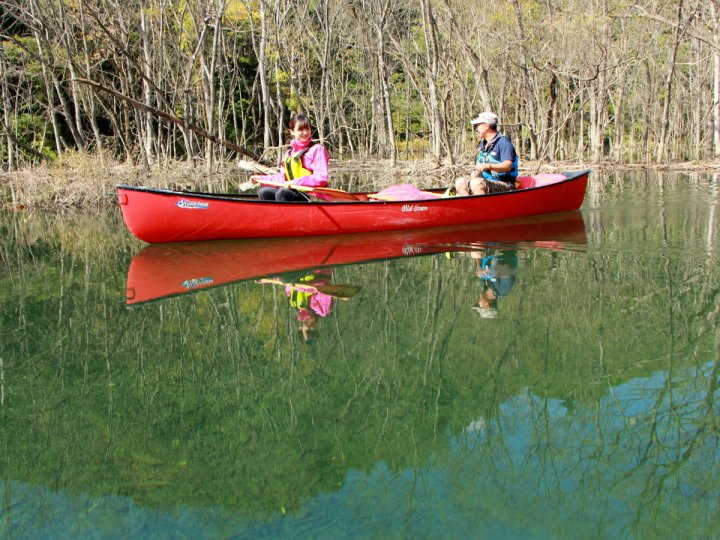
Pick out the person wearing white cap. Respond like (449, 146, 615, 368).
(470, 248, 517, 319)
(454, 112, 519, 196)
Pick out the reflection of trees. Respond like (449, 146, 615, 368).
(618, 361, 719, 535)
(0, 182, 719, 534)
(439, 362, 719, 538)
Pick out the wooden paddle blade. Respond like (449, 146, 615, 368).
(237, 159, 275, 174)
(312, 284, 362, 298)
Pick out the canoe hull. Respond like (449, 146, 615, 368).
(117, 170, 590, 243)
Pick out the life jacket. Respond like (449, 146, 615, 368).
(479, 251, 517, 297)
(475, 133, 518, 183)
(289, 288, 312, 310)
(288, 274, 317, 310)
(283, 142, 315, 182)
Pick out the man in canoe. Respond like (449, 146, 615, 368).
(455, 112, 519, 196)
(250, 113, 330, 202)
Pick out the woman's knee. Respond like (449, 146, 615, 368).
(277, 188, 309, 202)
(258, 187, 278, 200)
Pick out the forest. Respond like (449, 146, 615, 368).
(1, 0, 719, 174)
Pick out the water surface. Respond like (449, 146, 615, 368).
(1, 171, 719, 539)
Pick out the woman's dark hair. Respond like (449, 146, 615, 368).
(289, 113, 311, 131)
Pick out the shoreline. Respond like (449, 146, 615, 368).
(3, 155, 720, 210)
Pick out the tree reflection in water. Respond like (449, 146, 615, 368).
(0, 171, 719, 537)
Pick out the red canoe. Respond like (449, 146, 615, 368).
(126, 211, 587, 305)
(116, 170, 590, 243)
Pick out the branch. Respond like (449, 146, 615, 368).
(630, 6, 719, 51)
(74, 77, 272, 165)
(0, 119, 48, 161)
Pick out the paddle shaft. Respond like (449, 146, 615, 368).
(255, 180, 362, 201)
(256, 278, 360, 299)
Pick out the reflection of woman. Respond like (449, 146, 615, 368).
(250, 113, 330, 202)
(284, 271, 335, 341)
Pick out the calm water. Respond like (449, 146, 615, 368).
(1, 171, 719, 539)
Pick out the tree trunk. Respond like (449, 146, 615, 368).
(198, 1, 226, 174)
(377, 34, 396, 165)
(0, 48, 14, 169)
(30, 27, 64, 157)
(258, 0, 272, 150)
(545, 69, 558, 160)
(588, 0, 609, 164)
(641, 61, 652, 163)
(372, 0, 396, 164)
(715, 39, 720, 158)
(439, 0, 492, 110)
(612, 72, 626, 162)
(140, 8, 156, 165)
(711, 0, 720, 157)
(511, 0, 539, 160)
(656, 0, 685, 162)
(78, 0, 105, 165)
(27, 0, 86, 154)
(420, 0, 444, 161)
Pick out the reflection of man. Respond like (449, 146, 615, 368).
(471, 249, 518, 318)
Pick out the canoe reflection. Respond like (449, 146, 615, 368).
(126, 211, 587, 306)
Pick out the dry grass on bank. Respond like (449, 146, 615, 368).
(2, 152, 247, 209)
(2, 151, 720, 209)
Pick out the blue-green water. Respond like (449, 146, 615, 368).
(1, 171, 719, 539)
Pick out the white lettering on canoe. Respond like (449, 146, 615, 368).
(182, 277, 214, 289)
(401, 204, 428, 213)
(177, 199, 209, 210)
(402, 245, 423, 256)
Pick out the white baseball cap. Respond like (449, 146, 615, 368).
(472, 306, 498, 318)
(470, 112, 499, 126)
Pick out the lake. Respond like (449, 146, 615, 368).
(1, 170, 719, 539)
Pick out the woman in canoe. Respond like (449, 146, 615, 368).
(250, 113, 330, 202)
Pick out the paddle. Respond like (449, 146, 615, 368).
(256, 278, 361, 299)
(254, 179, 363, 202)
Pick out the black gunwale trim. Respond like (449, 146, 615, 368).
(116, 169, 591, 206)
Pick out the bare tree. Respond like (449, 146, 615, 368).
(510, 0, 540, 160)
(0, 46, 14, 169)
(710, 0, 720, 157)
(1, 0, 719, 173)
(656, 0, 688, 162)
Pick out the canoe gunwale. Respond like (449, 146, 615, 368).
(116, 169, 591, 205)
